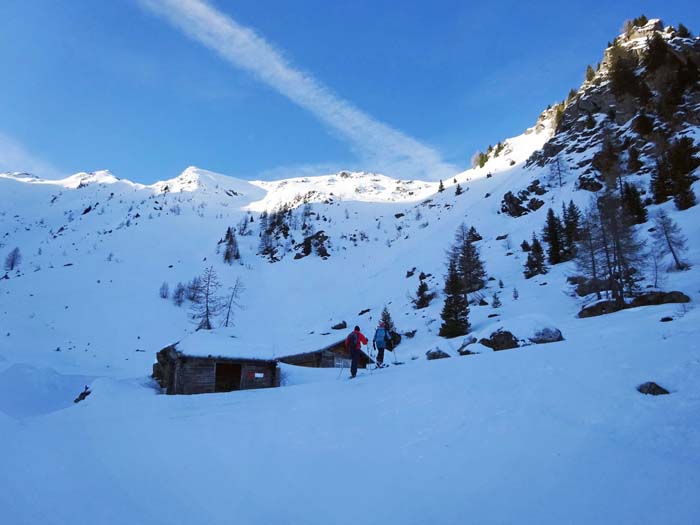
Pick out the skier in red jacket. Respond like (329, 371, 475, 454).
(345, 325, 368, 378)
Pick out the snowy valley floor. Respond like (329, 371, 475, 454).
(2, 300, 700, 525)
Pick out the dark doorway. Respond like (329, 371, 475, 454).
(215, 363, 242, 392)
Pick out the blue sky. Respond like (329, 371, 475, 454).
(0, 1, 697, 182)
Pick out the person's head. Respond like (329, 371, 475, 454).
(379, 321, 385, 328)
(354, 325, 360, 332)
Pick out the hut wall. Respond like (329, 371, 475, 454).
(175, 358, 217, 394)
(240, 363, 277, 390)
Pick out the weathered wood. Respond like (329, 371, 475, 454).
(153, 347, 279, 395)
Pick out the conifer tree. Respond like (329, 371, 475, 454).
(562, 200, 582, 259)
(586, 64, 595, 82)
(524, 235, 547, 279)
(467, 226, 482, 242)
(643, 33, 669, 72)
(223, 227, 241, 264)
(491, 293, 502, 308)
(452, 224, 486, 296)
(653, 138, 700, 209)
(677, 23, 692, 38)
(380, 306, 396, 333)
(621, 183, 648, 224)
(627, 146, 642, 173)
(439, 259, 470, 338)
(413, 279, 435, 309)
(542, 208, 564, 264)
(455, 183, 463, 196)
(438, 180, 445, 193)
(592, 131, 623, 193)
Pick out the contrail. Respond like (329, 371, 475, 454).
(0, 133, 64, 179)
(140, 0, 457, 179)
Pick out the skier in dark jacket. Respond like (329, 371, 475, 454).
(373, 321, 391, 368)
(345, 325, 368, 378)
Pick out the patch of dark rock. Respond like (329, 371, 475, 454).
(487, 313, 500, 318)
(479, 330, 519, 351)
(358, 308, 371, 316)
(578, 300, 622, 318)
(660, 317, 673, 322)
(394, 213, 405, 219)
(426, 348, 450, 360)
(73, 386, 91, 404)
(406, 267, 416, 278)
(630, 291, 690, 307)
(331, 321, 347, 330)
(403, 330, 417, 339)
(637, 382, 670, 396)
(577, 175, 603, 192)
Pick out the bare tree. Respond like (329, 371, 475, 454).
(172, 282, 186, 306)
(190, 267, 223, 330)
(652, 210, 688, 270)
(549, 156, 566, 187)
(223, 278, 245, 328)
(4, 247, 21, 271)
(575, 194, 645, 306)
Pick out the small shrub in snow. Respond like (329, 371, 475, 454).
(4, 247, 21, 271)
(159, 282, 169, 299)
(172, 283, 186, 306)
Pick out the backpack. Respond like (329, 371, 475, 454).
(345, 331, 358, 351)
(374, 328, 390, 348)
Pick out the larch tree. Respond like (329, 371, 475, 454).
(223, 278, 245, 328)
(190, 266, 224, 330)
(652, 210, 689, 270)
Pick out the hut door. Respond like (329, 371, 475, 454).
(215, 363, 242, 392)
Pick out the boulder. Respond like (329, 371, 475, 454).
(457, 336, 478, 356)
(500, 191, 529, 217)
(630, 291, 690, 307)
(331, 321, 347, 330)
(529, 327, 564, 344)
(577, 174, 603, 192)
(426, 348, 451, 360)
(637, 382, 670, 396)
(578, 300, 623, 318)
(479, 330, 520, 351)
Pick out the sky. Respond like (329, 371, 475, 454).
(0, 0, 697, 183)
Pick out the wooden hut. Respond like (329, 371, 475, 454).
(279, 339, 373, 369)
(153, 331, 279, 395)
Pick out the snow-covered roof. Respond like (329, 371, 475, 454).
(173, 329, 280, 361)
(172, 329, 357, 362)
